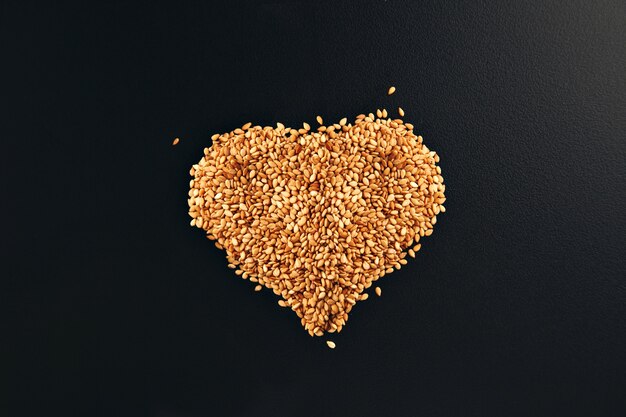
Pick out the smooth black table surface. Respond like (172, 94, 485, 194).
(3, 1, 626, 416)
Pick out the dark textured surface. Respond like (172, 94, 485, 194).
(2, 1, 626, 416)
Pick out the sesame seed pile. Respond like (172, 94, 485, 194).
(188, 110, 445, 337)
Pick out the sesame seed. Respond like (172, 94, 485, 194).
(188, 111, 445, 337)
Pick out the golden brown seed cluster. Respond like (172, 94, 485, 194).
(188, 112, 446, 336)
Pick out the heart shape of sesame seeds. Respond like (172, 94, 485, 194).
(188, 112, 445, 336)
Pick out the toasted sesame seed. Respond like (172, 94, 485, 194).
(398, 107, 405, 117)
(172, 137, 180, 146)
(188, 111, 445, 337)
(316, 115, 323, 125)
(388, 86, 396, 95)
(326, 340, 336, 349)
(375, 287, 382, 296)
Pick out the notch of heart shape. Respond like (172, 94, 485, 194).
(187, 111, 446, 337)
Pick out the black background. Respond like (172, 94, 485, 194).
(3, 1, 626, 416)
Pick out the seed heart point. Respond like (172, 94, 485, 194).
(188, 113, 446, 336)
